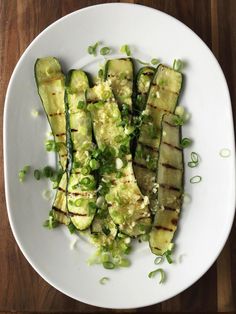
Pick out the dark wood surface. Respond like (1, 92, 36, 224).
(0, 0, 235, 312)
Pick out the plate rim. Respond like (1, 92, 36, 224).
(3, 2, 236, 309)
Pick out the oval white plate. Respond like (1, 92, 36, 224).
(4, 3, 235, 309)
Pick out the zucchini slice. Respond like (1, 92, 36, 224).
(65, 70, 97, 230)
(35, 57, 67, 170)
(104, 58, 134, 110)
(87, 82, 151, 237)
(135, 66, 155, 112)
(133, 65, 183, 209)
(149, 113, 183, 255)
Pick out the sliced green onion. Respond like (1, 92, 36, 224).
(180, 137, 192, 148)
(18, 165, 30, 182)
(74, 198, 82, 207)
(100, 46, 111, 56)
(135, 58, 149, 65)
(34, 169, 41, 180)
(120, 44, 131, 56)
(219, 148, 231, 158)
(77, 101, 86, 110)
(151, 58, 159, 65)
(42, 189, 53, 201)
(43, 166, 54, 178)
(88, 202, 97, 215)
(119, 258, 131, 267)
(68, 222, 76, 234)
(188, 152, 200, 168)
(45, 139, 60, 152)
(164, 250, 173, 264)
(87, 41, 99, 56)
(31, 109, 39, 117)
(173, 116, 184, 126)
(43, 214, 58, 229)
(148, 268, 165, 284)
(103, 261, 115, 269)
(190, 175, 202, 184)
(99, 277, 109, 285)
(154, 256, 163, 265)
(81, 166, 91, 175)
(173, 59, 183, 72)
(89, 159, 100, 170)
(79, 177, 96, 190)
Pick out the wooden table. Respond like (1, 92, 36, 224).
(0, 0, 235, 312)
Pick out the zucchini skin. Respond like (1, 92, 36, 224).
(87, 82, 151, 237)
(149, 113, 183, 255)
(133, 64, 183, 210)
(104, 58, 134, 111)
(65, 70, 97, 230)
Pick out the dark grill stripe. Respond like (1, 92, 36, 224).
(133, 161, 155, 172)
(69, 212, 88, 217)
(161, 163, 181, 170)
(159, 183, 181, 192)
(138, 141, 159, 152)
(163, 141, 182, 151)
(49, 112, 64, 117)
(55, 133, 66, 137)
(71, 129, 78, 132)
(163, 121, 177, 128)
(163, 206, 177, 212)
(52, 206, 67, 214)
(155, 225, 173, 232)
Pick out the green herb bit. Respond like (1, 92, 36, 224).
(34, 169, 41, 181)
(173, 116, 184, 126)
(151, 58, 159, 66)
(103, 261, 115, 269)
(135, 59, 150, 65)
(173, 59, 184, 72)
(43, 214, 59, 229)
(98, 68, 104, 79)
(87, 41, 99, 56)
(100, 46, 111, 56)
(148, 268, 165, 284)
(120, 44, 131, 56)
(190, 175, 202, 184)
(77, 101, 86, 110)
(45, 139, 60, 152)
(68, 222, 76, 234)
(181, 137, 192, 148)
(164, 250, 173, 264)
(219, 148, 231, 158)
(89, 159, 100, 170)
(99, 277, 109, 285)
(43, 166, 54, 178)
(18, 165, 30, 182)
(154, 256, 163, 265)
(88, 202, 97, 215)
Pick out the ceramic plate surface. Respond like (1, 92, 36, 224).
(4, 3, 235, 309)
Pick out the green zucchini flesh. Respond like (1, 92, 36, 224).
(133, 65, 183, 209)
(149, 113, 183, 255)
(104, 58, 134, 111)
(65, 70, 97, 230)
(135, 66, 155, 112)
(87, 82, 151, 237)
(35, 57, 67, 170)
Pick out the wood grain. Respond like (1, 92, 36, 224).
(0, 0, 235, 312)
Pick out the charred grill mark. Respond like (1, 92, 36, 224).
(138, 141, 159, 152)
(71, 129, 78, 132)
(58, 187, 66, 193)
(52, 206, 66, 214)
(52, 92, 56, 95)
(161, 163, 181, 170)
(133, 161, 155, 172)
(163, 142, 182, 151)
(159, 183, 181, 192)
(163, 121, 177, 128)
(164, 206, 177, 212)
(147, 104, 170, 113)
(55, 133, 66, 137)
(108, 73, 132, 82)
(143, 71, 154, 77)
(69, 212, 88, 217)
(171, 218, 178, 226)
(49, 112, 64, 117)
(60, 153, 67, 157)
(155, 225, 173, 232)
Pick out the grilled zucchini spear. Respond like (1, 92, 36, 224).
(104, 58, 134, 111)
(133, 65, 183, 210)
(65, 70, 97, 230)
(35, 57, 69, 225)
(149, 113, 183, 255)
(87, 82, 151, 237)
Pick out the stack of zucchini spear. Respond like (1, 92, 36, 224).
(35, 56, 183, 260)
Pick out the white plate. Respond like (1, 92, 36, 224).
(4, 3, 235, 309)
